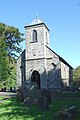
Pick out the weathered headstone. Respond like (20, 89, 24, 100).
(16, 82, 53, 110)
(38, 96, 49, 110)
(10, 87, 12, 92)
(23, 82, 40, 107)
(41, 88, 52, 104)
(29, 82, 39, 99)
(16, 81, 41, 107)
(55, 105, 77, 120)
(67, 105, 77, 117)
(13, 87, 16, 92)
(3, 87, 6, 92)
(16, 89, 24, 102)
(1, 88, 3, 92)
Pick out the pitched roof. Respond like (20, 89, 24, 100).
(45, 45, 73, 69)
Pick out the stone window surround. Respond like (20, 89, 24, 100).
(32, 30, 37, 42)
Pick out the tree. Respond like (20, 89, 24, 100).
(73, 66, 80, 81)
(0, 23, 24, 59)
(0, 23, 24, 88)
(73, 66, 80, 87)
(0, 39, 10, 87)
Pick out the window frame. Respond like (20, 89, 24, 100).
(31, 30, 37, 43)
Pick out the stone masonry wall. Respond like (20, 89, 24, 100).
(25, 24, 49, 89)
(26, 59, 47, 89)
(45, 46, 61, 89)
(61, 61, 69, 87)
(16, 50, 26, 88)
(25, 24, 46, 59)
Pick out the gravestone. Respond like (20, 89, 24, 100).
(10, 87, 12, 92)
(17, 81, 41, 107)
(16, 89, 24, 102)
(23, 82, 40, 107)
(1, 88, 3, 92)
(13, 87, 16, 92)
(1, 88, 4, 92)
(55, 105, 77, 120)
(38, 96, 49, 110)
(3, 87, 6, 92)
(16, 82, 52, 109)
(41, 88, 52, 104)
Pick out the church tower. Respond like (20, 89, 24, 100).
(24, 17, 50, 89)
(17, 17, 73, 90)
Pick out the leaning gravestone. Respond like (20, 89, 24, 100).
(17, 81, 41, 107)
(24, 82, 41, 107)
(17, 82, 52, 109)
(16, 88, 24, 102)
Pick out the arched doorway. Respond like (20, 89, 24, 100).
(31, 70, 40, 89)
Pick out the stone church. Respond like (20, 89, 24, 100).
(16, 17, 73, 90)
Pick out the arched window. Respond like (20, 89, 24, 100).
(32, 30, 37, 42)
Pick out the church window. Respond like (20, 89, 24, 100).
(32, 30, 37, 42)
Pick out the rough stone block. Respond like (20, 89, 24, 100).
(16, 89, 24, 102)
(55, 105, 77, 120)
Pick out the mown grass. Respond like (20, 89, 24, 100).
(0, 96, 4, 100)
(0, 95, 80, 120)
(52, 91, 80, 97)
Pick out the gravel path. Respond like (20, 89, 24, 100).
(0, 92, 16, 97)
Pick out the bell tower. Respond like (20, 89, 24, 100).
(25, 17, 50, 59)
(24, 17, 50, 88)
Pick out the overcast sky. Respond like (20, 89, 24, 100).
(0, 0, 80, 68)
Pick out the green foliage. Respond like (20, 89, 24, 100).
(0, 39, 10, 87)
(73, 66, 80, 80)
(0, 96, 80, 120)
(7, 61, 16, 88)
(73, 66, 80, 87)
(0, 23, 24, 88)
(0, 23, 24, 58)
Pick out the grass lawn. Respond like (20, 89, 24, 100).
(0, 95, 80, 120)
(52, 91, 80, 97)
(0, 96, 4, 100)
